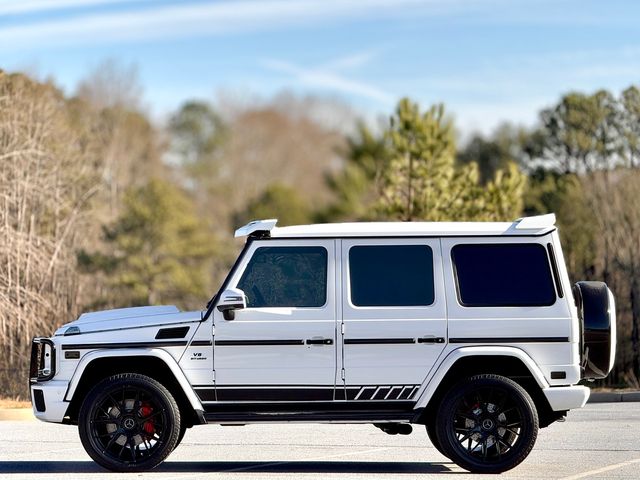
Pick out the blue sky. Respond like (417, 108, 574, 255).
(1, 0, 640, 134)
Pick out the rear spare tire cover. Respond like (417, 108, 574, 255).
(573, 281, 616, 379)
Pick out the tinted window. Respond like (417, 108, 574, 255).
(349, 245, 434, 307)
(238, 246, 327, 308)
(452, 244, 556, 307)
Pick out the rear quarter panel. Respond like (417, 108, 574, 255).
(440, 234, 579, 385)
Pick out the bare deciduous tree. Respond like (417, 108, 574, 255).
(0, 71, 100, 397)
(586, 170, 640, 385)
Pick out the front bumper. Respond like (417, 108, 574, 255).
(30, 381, 69, 423)
(543, 385, 590, 411)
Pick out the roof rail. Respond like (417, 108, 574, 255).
(234, 219, 278, 238)
(514, 213, 556, 230)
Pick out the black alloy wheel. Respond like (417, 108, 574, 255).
(79, 373, 181, 472)
(435, 374, 538, 473)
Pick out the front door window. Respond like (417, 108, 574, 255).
(238, 246, 327, 308)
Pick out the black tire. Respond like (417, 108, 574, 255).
(174, 424, 187, 450)
(78, 373, 181, 472)
(426, 423, 449, 459)
(435, 374, 538, 474)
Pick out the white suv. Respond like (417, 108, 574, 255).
(29, 214, 616, 473)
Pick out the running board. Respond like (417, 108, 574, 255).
(203, 409, 420, 424)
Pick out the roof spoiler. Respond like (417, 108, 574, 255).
(514, 213, 556, 230)
(234, 214, 556, 238)
(234, 219, 278, 238)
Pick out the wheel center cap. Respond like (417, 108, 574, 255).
(481, 418, 494, 430)
(122, 417, 136, 430)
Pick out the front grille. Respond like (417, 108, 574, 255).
(29, 338, 56, 383)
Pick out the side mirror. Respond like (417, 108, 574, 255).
(217, 288, 247, 320)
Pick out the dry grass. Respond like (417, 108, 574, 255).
(0, 397, 30, 408)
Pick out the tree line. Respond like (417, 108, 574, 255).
(1, 64, 638, 398)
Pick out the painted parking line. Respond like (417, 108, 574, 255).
(561, 457, 640, 480)
(0, 446, 81, 460)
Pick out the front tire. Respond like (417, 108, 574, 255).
(174, 424, 187, 450)
(435, 374, 538, 474)
(78, 373, 181, 472)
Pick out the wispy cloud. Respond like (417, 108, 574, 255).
(0, 0, 498, 51)
(0, 0, 146, 16)
(318, 51, 379, 71)
(261, 54, 394, 105)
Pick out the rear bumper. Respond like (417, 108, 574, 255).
(543, 385, 590, 411)
(30, 381, 69, 423)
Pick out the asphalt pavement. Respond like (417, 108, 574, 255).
(0, 403, 639, 479)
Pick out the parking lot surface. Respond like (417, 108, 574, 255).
(0, 403, 639, 479)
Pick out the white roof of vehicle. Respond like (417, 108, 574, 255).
(235, 214, 556, 238)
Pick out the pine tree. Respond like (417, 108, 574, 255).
(79, 178, 217, 308)
(233, 183, 311, 228)
(378, 98, 525, 221)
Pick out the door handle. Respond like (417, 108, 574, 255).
(418, 336, 445, 344)
(305, 338, 333, 345)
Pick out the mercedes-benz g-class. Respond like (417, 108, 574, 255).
(29, 214, 616, 473)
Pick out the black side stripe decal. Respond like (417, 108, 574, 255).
(61, 341, 188, 350)
(449, 337, 569, 344)
(191, 340, 213, 346)
(196, 385, 421, 403)
(202, 402, 417, 415)
(344, 338, 415, 345)
(215, 388, 334, 402)
(352, 385, 420, 400)
(214, 339, 304, 346)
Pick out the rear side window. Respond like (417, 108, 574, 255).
(238, 246, 327, 308)
(349, 245, 434, 307)
(452, 243, 556, 307)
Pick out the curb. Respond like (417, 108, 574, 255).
(588, 391, 640, 403)
(0, 408, 34, 421)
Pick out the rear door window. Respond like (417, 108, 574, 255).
(349, 245, 434, 307)
(452, 243, 556, 307)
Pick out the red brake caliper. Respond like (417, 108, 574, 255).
(140, 402, 155, 434)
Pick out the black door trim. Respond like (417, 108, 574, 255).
(61, 341, 188, 350)
(213, 339, 305, 346)
(449, 336, 569, 344)
(344, 338, 415, 345)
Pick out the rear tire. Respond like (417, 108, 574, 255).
(435, 374, 538, 474)
(426, 423, 448, 459)
(78, 373, 180, 472)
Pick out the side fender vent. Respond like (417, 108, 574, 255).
(155, 326, 190, 340)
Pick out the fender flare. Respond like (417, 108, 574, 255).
(64, 348, 203, 413)
(413, 346, 550, 410)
